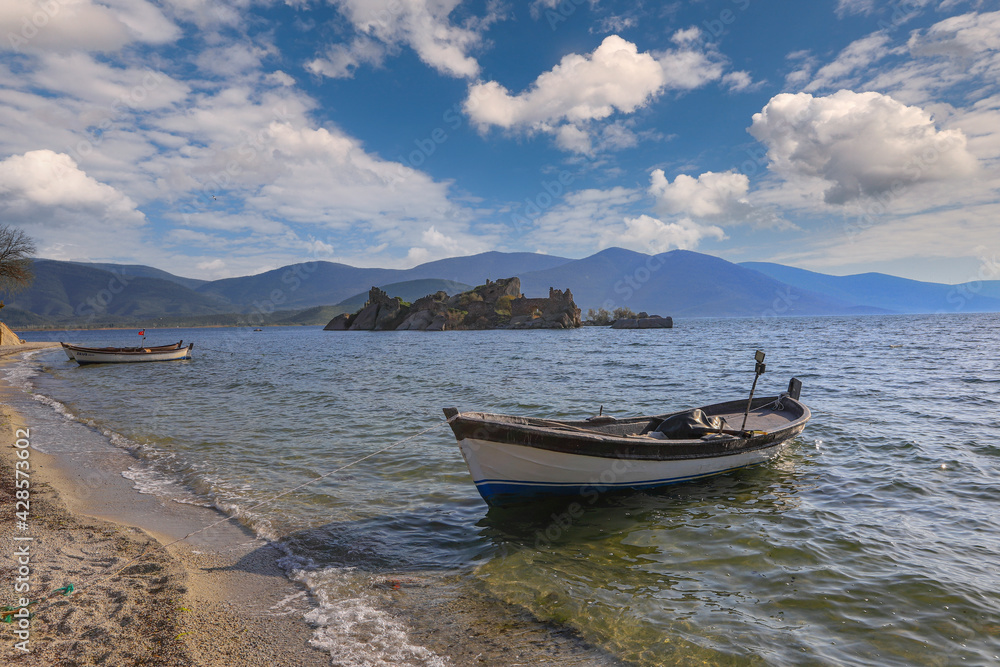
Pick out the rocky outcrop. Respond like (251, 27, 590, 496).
(323, 313, 351, 330)
(476, 277, 521, 302)
(508, 287, 581, 329)
(347, 287, 393, 330)
(322, 286, 407, 331)
(396, 291, 450, 331)
(324, 279, 582, 332)
(0, 321, 24, 345)
(611, 315, 673, 329)
(373, 296, 406, 330)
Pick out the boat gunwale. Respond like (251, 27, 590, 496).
(71, 343, 194, 364)
(447, 395, 811, 461)
(62, 340, 184, 353)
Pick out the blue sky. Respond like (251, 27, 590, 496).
(0, 0, 998, 284)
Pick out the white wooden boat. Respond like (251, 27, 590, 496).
(443, 379, 810, 507)
(61, 340, 184, 361)
(67, 342, 194, 365)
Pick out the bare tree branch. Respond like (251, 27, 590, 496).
(0, 225, 37, 296)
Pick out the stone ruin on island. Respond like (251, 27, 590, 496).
(323, 277, 582, 331)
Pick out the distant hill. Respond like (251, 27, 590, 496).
(70, 261, 208, 291)
(4, 250, 998, 330)
(7, 260, 231, 322)
(0, 306, 52, 328)
(741, 262, 1000, 314)
(273, 305, 350, 326)
(190, 252, 569, 313)
(193, 262, 393, 312)
(971, 282, 1000, 300)
(393, 251, 572, 284)
(334, 279, 473, 311)
(520, 248, 866, 317)
(3, 260, 335, 328)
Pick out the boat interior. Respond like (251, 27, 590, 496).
(479, 395, 805, 440)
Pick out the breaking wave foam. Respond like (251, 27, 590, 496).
(6, 349, 447, 666)
(279, 557, 449, 667)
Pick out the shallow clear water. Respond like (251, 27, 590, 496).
(11, 314, 1000, 666)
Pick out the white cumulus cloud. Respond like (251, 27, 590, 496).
(306, 36, 387, 79)
(406, 224, 488, 265)
(519, 185, 725, 257)
(0, 149, 144, 224)
(907, 9, 1000, 67)
(800, 11, 1000, 105)
(325, 0, 489, 78)
(804, 32, 894, 93)
(464, 33, 725, 153)
(32, 52, 189, 111)
(603, 214, 724, 254)
(242, 122, 469, 231)
(0, 0, 178, 52)
(466, 36, 666, 129)
(0, 149, 148, 263)
(649, 169, 750, 219)
(748, 90, 978, 204)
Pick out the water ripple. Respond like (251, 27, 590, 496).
(15, 313, 1000, 666)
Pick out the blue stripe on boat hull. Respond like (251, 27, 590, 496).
(474, 463, 764, 506)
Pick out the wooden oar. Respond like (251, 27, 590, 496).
(699, 428, 766, 437)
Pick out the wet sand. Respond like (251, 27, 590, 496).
(0, 344, 329, 666)
(0, 343, 616, 666)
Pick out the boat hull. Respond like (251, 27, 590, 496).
(457, 434, 797, 505)
(445, 394, 810, 506)
(72, 344, 193, 364)
(62, 341, 184, 361)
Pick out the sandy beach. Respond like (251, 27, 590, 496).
(0, 342, 617, 667)
(0, 343, 330, 666)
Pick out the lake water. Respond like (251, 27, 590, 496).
(9, 314, 1000, 666)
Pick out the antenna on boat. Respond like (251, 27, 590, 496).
(740, 350, 766, 430)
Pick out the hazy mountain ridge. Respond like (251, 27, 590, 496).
(741, 262, 1000, 315)
(68, 261, 208, 291)
(8, 260, 231, 322)
(519, 249, 870, 317)
(190, 252, 571, 313)
(3, 250, 998, 329)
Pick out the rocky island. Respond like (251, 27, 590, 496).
(324, 278, 581, 331)
(611, 314, 673, 329)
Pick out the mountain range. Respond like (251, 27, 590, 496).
(2, 249, 998, 329)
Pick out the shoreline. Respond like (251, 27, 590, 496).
(13, 325, 300, 332)
(0, 401, 190, 665)
(0, 344, 618, 666)
(0, 345, 330, 666)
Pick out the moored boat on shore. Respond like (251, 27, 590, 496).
(443, 378, 810, 507)
(65, 342, 194, 365)
(61, 340, 185, 361)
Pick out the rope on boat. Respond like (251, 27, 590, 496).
(756, 396, 784, 411)
(17, 415, 459, 617)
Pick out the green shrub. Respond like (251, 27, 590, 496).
(495, 294, 513, 315)
(458, 292, 483, 307)
(587, 307, 612, 325)
(612, 306, 637, 320)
